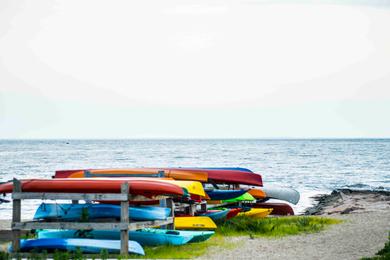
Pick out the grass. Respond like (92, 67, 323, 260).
(362, 232, 390, 260)
(216, 216, 341, 237)
(129, 235, 236, 259)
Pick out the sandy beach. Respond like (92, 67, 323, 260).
(200, 190, 390, 260)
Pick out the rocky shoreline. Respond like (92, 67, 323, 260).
(304, 188, 390, 215)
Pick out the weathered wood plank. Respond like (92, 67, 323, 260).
(12, 192, 129, 201)
(120, 183, 129, 255)
(166, 198, 175, 230)
(0, 230, 29, 241)
(11, 218, 174, 231)
(12, 179, 21, 252)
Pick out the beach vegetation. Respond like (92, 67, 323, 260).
(216, 216, 341, 237)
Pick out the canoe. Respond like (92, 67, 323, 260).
(196, 167, 253, 173)
(199, 209, 229, 221)
(248, 189, 266, 199)
(9, 238, 144, 255)
(226, 208, 241, 219)
(55, 169, 208, 182)
(261, 187, 300, 204)
(238, 208, 273, 218)
(34, 203, 171, 221)
(174, 216, 217, 230)
(249, 202, 295, 216)
(206, 190, 248, 200)
(160, 168, 262, 186)
(0, 178, 185, 197)
(222, 193, 255, 203)
(37, 229, 215, 245)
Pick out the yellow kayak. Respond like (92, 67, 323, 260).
(238, 208, 273, 218)
(174, 216, 217, 230)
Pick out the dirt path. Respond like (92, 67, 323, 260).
(200, 190, 390, 260)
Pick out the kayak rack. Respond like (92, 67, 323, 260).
(10, 178, 175, 255)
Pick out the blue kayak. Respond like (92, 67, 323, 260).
(9, 238, 144, 255)
(199, 209, 229, 221)
(34, 203, 171, 221)
(197, 167, 253, 173)
(37, 229, 215, 246)
(205, 189, 248, 200)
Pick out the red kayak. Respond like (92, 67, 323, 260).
(226, 208, 241, 219)
(250, 202, 294, 216)
(0, 178, 185, 197)
(161, 168, 263, 186)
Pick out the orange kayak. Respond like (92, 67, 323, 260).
(0, 178, 185, 197)
(55, 169, 208, 182)
(248, 189, 266, 199)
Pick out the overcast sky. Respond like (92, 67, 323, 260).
(1, 0, 389, 138)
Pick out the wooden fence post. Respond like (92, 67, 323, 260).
(120, 182, 129, 255)
(166, 198, 175, 230)
(12, 178, 21, 252)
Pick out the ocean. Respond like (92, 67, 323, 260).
(0, 139, 389, 219)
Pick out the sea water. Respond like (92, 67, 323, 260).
(0, 139, 389, 219)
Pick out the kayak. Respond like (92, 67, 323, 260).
(222, 193, 256, 203)
(206, 190, 248, 200)
(248, 202, 295, 216)
(195, 167, 253, 173)
(37, 229, 215, 245)
(199, 209, 229, 221)
(55, 169, 208, 182)
(248, 189, 266, 199)
(238, 208, 273, 218)
(160, 168, 262, 186)
(34, 203, 171, 221)
(9, 238, 144, 255)
(55, 172, 205, 197)
(0, 178, 185, 197)
(174, 216, 217, 230)
(261, 187, 300, 204)
(226, 208, 241, 219)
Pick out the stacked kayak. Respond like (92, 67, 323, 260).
(34, 203, 171, 221)
(37, 229, 215, 246)
(10, 238, 144, 255)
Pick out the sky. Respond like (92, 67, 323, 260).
(1, 0, 390, 139)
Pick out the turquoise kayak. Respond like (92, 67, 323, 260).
(34, 203, 171, 221)
(37, 229, 215, 246)
(199, 209, 229, 221)
(9, 238, 144, 255)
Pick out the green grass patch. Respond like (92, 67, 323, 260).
(127, 236, 235, 259)
(216, 216, 341, 237)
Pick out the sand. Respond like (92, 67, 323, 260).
(200, 189, 390, 260)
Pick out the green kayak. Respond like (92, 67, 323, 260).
(222, 192, 255, 203)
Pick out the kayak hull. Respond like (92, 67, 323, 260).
(206, 190, 248, 200)
(55, 169, 208, 182)
(249, 202, 295, 216)
(238, 208, 273, 218)
(261, 187, 300, 205)
(37, 229, 214, 245)
(9, 238, 144, 255)
(200, 209, 229, 221)
(0, 178, 184, 197)
(174, 217, 217, 230)
(34, 203, 171, 221)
